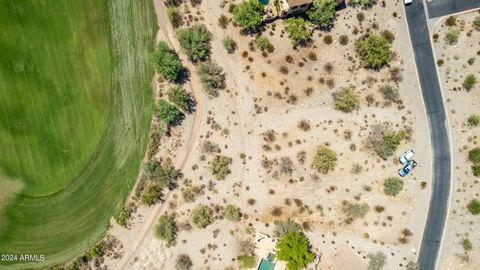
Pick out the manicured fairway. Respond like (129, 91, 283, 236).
(0, 0, 156, 268)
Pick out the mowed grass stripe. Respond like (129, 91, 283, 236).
(0, 0, 156, 268)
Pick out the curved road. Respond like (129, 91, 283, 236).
(405, 0, 480, 269)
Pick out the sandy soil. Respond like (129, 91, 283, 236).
(105, 1, 433, 269)
(432, 10, 480, 270)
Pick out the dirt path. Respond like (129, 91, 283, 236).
(113, 1, 204, 269)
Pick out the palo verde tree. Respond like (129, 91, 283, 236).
(307, 0, 338, 29)
(284, 17, 312, 46)
(233, 0, 265, 31)
(176, 24, 212, 63)
(355, 33, 391, 69)
(276, 231, 315, 270)
(167, 86, 191, 111)
(154, 214, 177, 246)
(150, 41, 182, 82)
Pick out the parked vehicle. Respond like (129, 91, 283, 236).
(399, 149, 415, 165)
(399, 160, 417, 177)
(404, 0, 412, 5)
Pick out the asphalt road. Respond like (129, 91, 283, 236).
(405, 1, 452, 269)
(427, 0, 480, 18)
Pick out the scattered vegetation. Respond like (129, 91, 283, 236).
(141, 183, 163, 205)
(166, 6, 183, 29)
(383, 177, 404, 196)
(323, 34, 333, 44)
(445, 16, 457, 26)
(197, 60, 226, 97)
(191, 204, 213, 228)
(463, 74, 477, 91)
(406, 261, 420, 270)
(273, 219, 302, 238)
(254, 36, 272, 51)
(306, 0, 337, 29)
(445, 29, 460, 45)
(154, 214, 177, 246)
(276, 231, 315, 270)
(150, 41, 182, 82)
(367, 252, 386, 270)
(284, 17, 312, 45)
(372, 129, 406, 160)
(156, 99, 183, 125)
(209, 155, 231, 180)
(312, 146, 337, 174)
(218, 14, 229, 29)
(381, 29, 395, 43)
(342, 201, 369, 220)
(468, 114, 480, 126)
(176, 254, 193, 270)
(238, 254, 257, 268)
(114, 203, 135, 227)
(223, 36, 237, 53)
(167, 86, 191, 111)
(467, 199, 480, 215)
(474, 16, 480, 31)
(349, 0, 377, 8)
(232, 0, 265, 31)
(379, 85, 400, 102)
(355, 33, 391, 69)
(333, 86, 360, 112)
(224, 204, 241, 222)
(176, 25, 212, 62)
(461, 238, 473, 252)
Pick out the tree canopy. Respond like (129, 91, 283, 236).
(154, 214, 177, 246)
(191, 204, 213, 228)
(167, 86, 191, 111)
(233, 0, 265, 31)
(333, 86, 360, 112)
(150, 41, 182, 82)
(276, 231, 315, 270)
(197, 60, 226, 97)
(312, 146, 337, 174)
(355, 33, 391, 69)
(156, 99, 182, 125)
(284, 17, 312, 45)
(176, 25, 212, 63)
(307, 0, 337, 29)
(209, 155, 231, 180)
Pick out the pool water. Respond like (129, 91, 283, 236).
(259, 0, 269, 5)
(258, 258, 275, 270)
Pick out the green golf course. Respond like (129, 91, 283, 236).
(0, 0, 156, 268)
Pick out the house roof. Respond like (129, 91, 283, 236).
(287, 0, 313, 7)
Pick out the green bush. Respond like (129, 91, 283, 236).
(166, 6, 183, 28)
(468, 147, 480, 164)
(284, 17, 312, 45)
(156, 99, 182, 125)
(379, 85, 400, 102)
(462, 238, 473, 252)
(373, 129, 406, 160)
(154, 214, 177, 246)
(467, 199, 480, 215)
(233, 0, 265, 31)
(114, 203, 135, 227)
(218, 14, 229, 29)
(191, 204, 213, 228)
(445, 29, 460, 45)
(306, 0, 337, 29)
(209, 155, 231, 180)
(349, 0, 377, 8)
(176, 25, 212, 63)
(468, 114, 480, 126)
(141, 183, 163, 205)
(472, 165, 480, 177)
(367, 252, 386, 270)
(474, 16, 480, 31)
(463, 74, 477, 91)
(342, 201, 369, 220)
(254, 36, 271, 51)
(150, 41, 182, 82)
(356, 33, 391, 69)
(223, 36, 237, 54)
(224, 204, 241, 222)
(238, 254, 257, 268)
(312, 146, 337, 173)
(197, 60, 226, 97)
(333, 86, 360, 112)
(445, 16, 457, 26)
(176, 254, 193, 270)
(167, 86, 191, 111)
(276, 232, 315, 270)
(383, 177, 404, 196)
(273, 219, 302, 238)
(406, 262, 419, 270)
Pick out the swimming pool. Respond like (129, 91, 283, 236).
(259, 0, 269, 5)
(258, 258, 275, 270)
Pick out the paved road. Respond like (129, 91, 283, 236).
(427, 0, 480, 18)
(404, 1, 452, 269)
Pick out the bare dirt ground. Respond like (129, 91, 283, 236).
(105, 1, 432, 269)
(432, 10, 480, 270)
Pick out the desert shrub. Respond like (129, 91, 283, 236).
(276, 232, 315, 270)
(197, 60, 225, 97)
(209, 155, 231, 180)
(469, 147, 480, 163)
(167, 6, 183, 29)
(238, 255, 257, 268)
(176, 25, 212, 62)
(462, 238, 473, 252)
(472, 165, 480, 177)
(445, 29, 460, 45)
(333, 86, 360, 112)
(324, 62, 334, 73)
(273, 219, 302, 238)
(254, 36, 271, 51)
(201, 140, 220, 154)
(224, 204, 241, 222)
(167, 86, 191, 111)
(141, 183, 163, 205)
(373, 129, 406, 160)
(298, 120, 311, 131)
(306, 0, 337, 29)
(357, 12, 365, 22)
(445, 16, 457, 26)
(176, 254, 193, 270)
(342, 201, 369, 220)
(191, 204, 213, 228)
(467, 199, 480, 215)
(383, 177, 404, 196)
(218, 14, 229, 29)
(355, 33, 391, 69)
(468, 115, 480, 126)
(165, 0, 183, 6)
(381, 29, 395, 43)
(367, 252, 386, 270)
(349, 0, 377, 8)
(406, 261, 419, 270)
(463, 74, 477, 91)
(468, 57, 475, 65)
(279, 66, 289, 74)
(145, 160, 179, 189)
(437, 59, 444, 66)
(390, 67, 402, 82)
(339, 35, 349, 45)
(379, 85, 400, 102)
(156, 100, 182, 125)
(308, 51, 317, 60)
(312, 146, 337, 173)
(155, 214, 177, 246)
(278, 157, 294, 175)
(115, 203, 135, 227)
(150, 41, 182, 82)
(223, 36, 237, 53)
(474, 16, 480, 31)
(232, 0, 265, 31)
(323, 34, 333, 44)
(284, 17, 312, 45)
